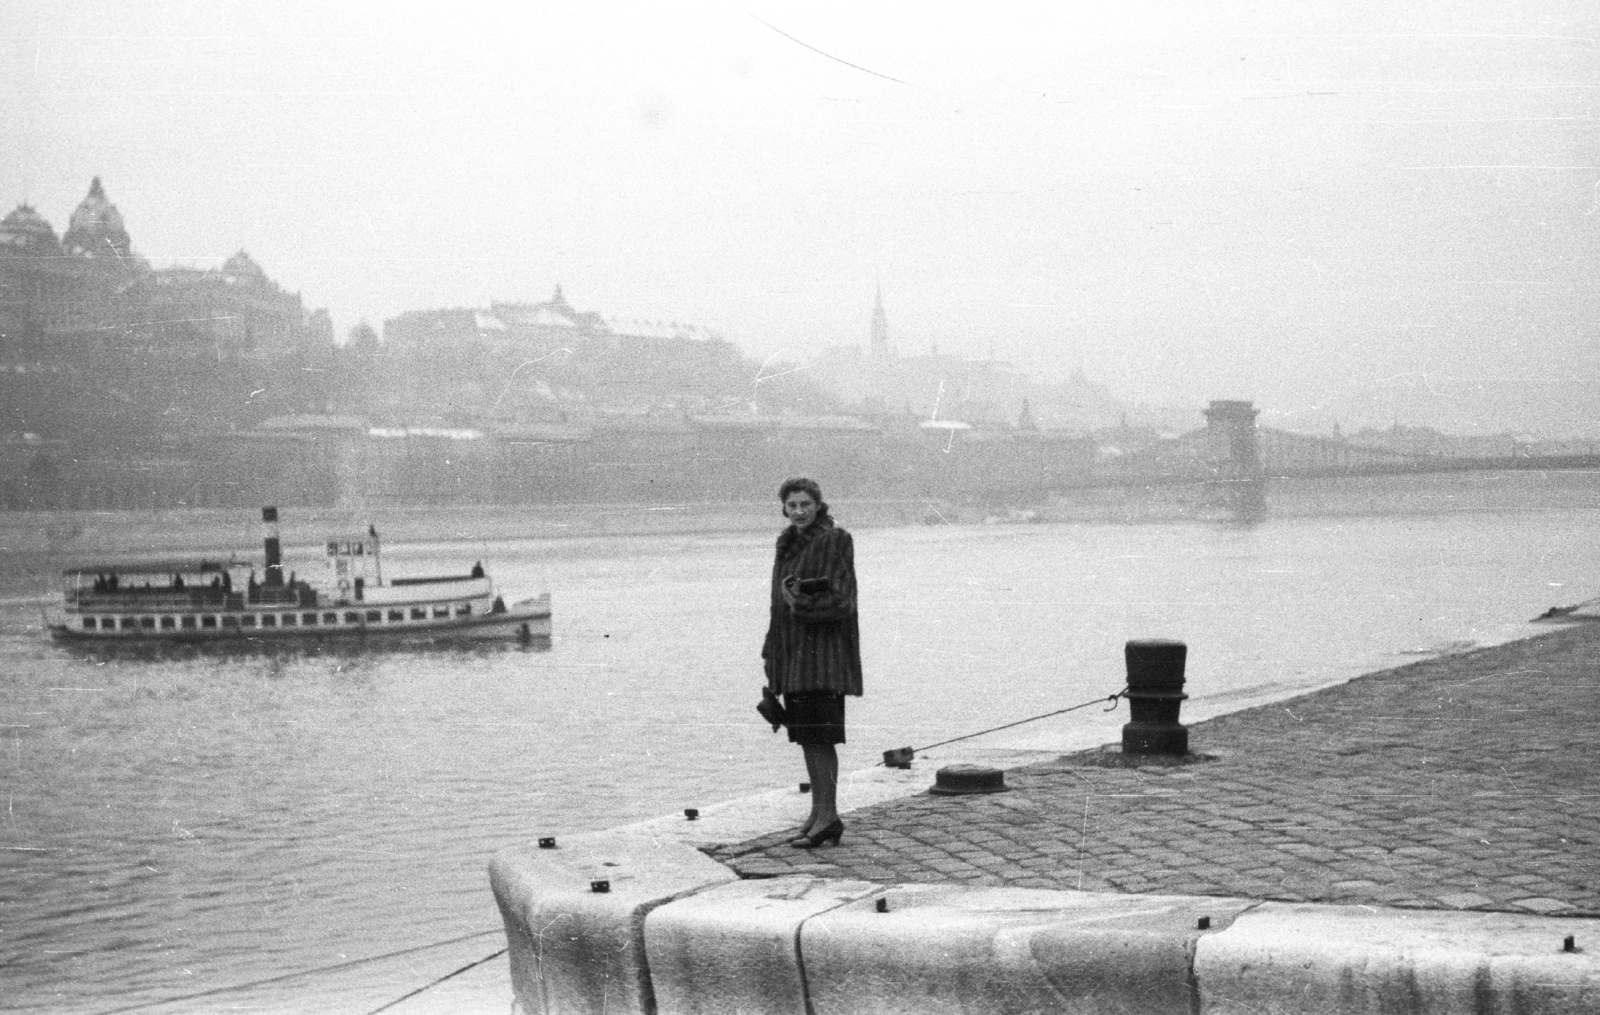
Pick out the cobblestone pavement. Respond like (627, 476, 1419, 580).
(707, 623, 1600, 916)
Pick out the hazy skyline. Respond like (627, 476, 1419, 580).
(5, 1, 1596, 435)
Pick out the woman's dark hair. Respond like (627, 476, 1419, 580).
(778, 476, 825, 515)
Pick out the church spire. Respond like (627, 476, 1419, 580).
(869, 284, 891, 359)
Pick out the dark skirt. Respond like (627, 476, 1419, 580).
(784, 691, 846, 745)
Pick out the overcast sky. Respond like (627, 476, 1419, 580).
(5, 1, 1596, 435)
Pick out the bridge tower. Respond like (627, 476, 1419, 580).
(1202, 400, 1262, 476)
(1202, 400, 1265, 520)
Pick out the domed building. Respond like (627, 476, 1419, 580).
(61, 177, 133, 259)
(0, 203, 64, 257)
(0, 178, 335, 462)
(0, 203, 76, 355)
(2, 180, 148, 352)
(222, 249, 267, 283)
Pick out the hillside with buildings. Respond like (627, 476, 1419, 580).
(0, 179, 1138, 511)
(15, 177, 1553, 518)
(0, 178, 335, 444)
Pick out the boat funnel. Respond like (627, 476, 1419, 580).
(262, 506, 284, 586)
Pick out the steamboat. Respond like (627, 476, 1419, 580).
(48, 508, 552, 644)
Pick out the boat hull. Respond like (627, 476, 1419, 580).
(49, 595, 552, 645)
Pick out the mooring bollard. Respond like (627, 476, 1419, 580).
(1122, 639, 1189, 755)
(929, 764, 1008, 795)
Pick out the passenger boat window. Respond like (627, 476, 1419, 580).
(281, 614, 296, 627)
(140, 617, 155, 629)
(160, 616, 176, 629)
(410, 608, 426, 620)
(432, 607, 449, 618)
(456, 604, 472, 616)
(365, 610, 381, 623)
(82, 617, 96, 630)
(222, 616, 238, 627)
(260, 615, 276, 628)
(344, 612, 359, 624)
(240, 615, 256, 628)
(303, 613, 318, 626)
(121, 617, 136, 630)
(181, 616, 197, 629)
(323, 612, 338, 624)
(387, 610, 403, 622)
(202, 616, 217, 629)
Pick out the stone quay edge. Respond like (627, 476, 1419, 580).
(491, 622, 1600, 1013)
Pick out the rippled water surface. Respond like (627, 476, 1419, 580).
(4, 507, 1598, 1013)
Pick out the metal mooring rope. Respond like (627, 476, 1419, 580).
(83, 929, 504, 1015)
(880, 688, 1127, 766)
(364, 946, 509, 1015)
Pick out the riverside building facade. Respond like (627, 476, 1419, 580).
(0, 178, 335, 452)
(0, 180, 1113, 511)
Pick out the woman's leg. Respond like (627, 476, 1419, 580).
(799, 745, 822, 834)
(803, 743, 840, 828)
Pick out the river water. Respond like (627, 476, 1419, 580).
(4, 503, 1599, 1013)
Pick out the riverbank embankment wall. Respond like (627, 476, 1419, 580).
(4, 468, 1599, 560)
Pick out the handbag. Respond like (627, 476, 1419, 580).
(756, 686, 787, 732)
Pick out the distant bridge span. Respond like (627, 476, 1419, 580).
(1266, 451, 1600, 481)
(1256, 427, 1600, 481)
(1074, 405, 1600, 491)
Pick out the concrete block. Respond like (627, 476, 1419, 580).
(1197, 902, 1600, 1014)
(488, 831, 737, 1015)
(645, 875, 881, 1015)
(802, 884, 1253, 1015)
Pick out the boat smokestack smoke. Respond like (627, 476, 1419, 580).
(262, 506, 283, 586)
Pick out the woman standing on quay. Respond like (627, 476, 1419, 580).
(762, 477, 863, 849)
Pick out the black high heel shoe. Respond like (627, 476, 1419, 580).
(790, 818, 843, 849)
